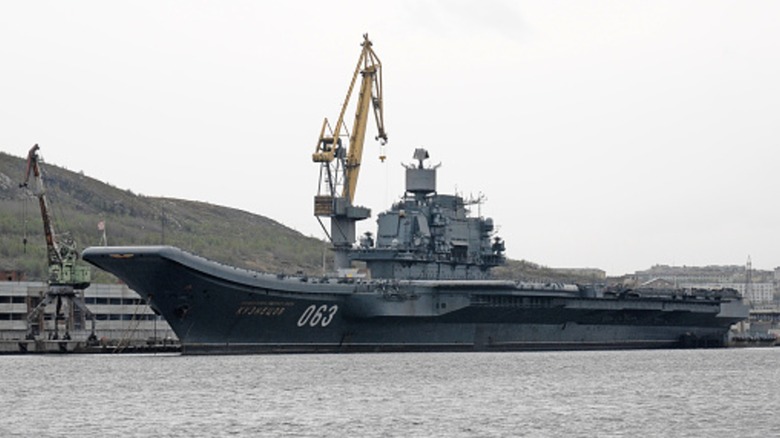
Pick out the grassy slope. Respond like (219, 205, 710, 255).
(0, 151, 329, 282)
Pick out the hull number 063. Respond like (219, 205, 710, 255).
(297, 304, 338, 327)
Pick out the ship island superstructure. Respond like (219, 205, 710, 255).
(351, 148, 505, 280)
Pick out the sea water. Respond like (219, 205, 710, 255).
(2, 348, 779, 437)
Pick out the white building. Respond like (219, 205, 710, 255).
(0, 281, 175, 344)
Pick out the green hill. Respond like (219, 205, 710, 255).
(0, 150, 330, 282)
(1, 150, 595, 284)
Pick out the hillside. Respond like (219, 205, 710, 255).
(0, 150, 330, 282)
(0, 150, 595, 284)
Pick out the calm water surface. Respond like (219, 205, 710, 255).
(2, 348, 779, 437)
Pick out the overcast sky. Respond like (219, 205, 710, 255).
(2, 1, 779, 275)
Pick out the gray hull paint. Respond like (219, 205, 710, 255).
(82, 246, 747, 354)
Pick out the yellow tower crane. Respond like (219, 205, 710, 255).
(313, 34, 387, 271)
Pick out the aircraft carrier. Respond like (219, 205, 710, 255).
(82, 36, 747, 354)
(82, 149, 748, 354)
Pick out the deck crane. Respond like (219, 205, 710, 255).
(313, 34, 388, 271)
(20, 144, 96, 344)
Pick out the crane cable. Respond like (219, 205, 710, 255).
(22, 194, 28, 253)
(114, 299, 145, 353)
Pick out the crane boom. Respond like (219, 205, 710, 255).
(343, 37, 387, 203)
(345, 61, 383, 202)
(21, 144, 62, 266)
(313, 34, 387, 203)
(19, 144, 90, 288)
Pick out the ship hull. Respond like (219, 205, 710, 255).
(82, 246, 748, 355)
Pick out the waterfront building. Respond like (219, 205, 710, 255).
(0, 281, 175, 343)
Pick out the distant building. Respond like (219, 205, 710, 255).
(0, 270, 25, 282)
(737, 283, 775, 305)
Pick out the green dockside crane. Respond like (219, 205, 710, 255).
(20, 144, 96, 345)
